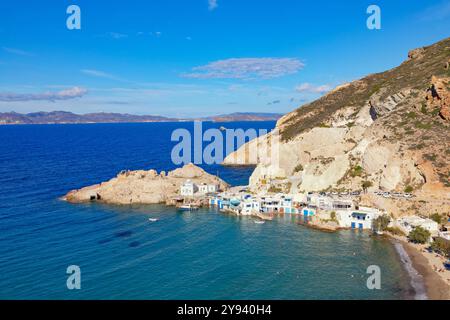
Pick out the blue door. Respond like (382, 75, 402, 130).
(358, 223, 363, 230)
(351, 222, 356, 229)
(303, 209, 308, 216)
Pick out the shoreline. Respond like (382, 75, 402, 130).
(298, 217, 450, 300)
(399, 239, 450, 300)
(299, 217, 449, 300)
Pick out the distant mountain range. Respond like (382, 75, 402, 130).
(201, 112, 283, 122)
(0, 111, 283, 125)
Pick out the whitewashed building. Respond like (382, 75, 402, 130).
(207, 184, 218, 193)
(198, 184, 208, 194)
(180, 180, 198, 196)
(198, 183, 219, 195)
(336, 206, 381, 230)
(395, 216, 439, 236)
(241, 198, 260, 215)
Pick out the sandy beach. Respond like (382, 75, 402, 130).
(395, 238, 450, 300)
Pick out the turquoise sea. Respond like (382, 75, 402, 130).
(0, 122, 414, 299)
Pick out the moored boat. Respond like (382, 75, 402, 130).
(177, 204, 199, 211)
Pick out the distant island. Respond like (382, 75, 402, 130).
(0, 111, 283, 125)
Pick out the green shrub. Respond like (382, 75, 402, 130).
(430, 213, 444, 224)
(350, 165, 364, 177)
(361, 180, 373, 192)
(373, 215, 391, 231)
(420, 103, 428, 114)
(330, 211, 336, 221)
(404, 185, 414, 193)
(430, 237, 450, 258)
(406, 112, 417, 119)
(414, 121, 432, 130)
(294, 164, 304, 173)
(408, 226, 431, 244)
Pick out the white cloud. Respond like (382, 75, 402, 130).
(208, 0, 218, 11)
(81, 69, 124, 81)
(151, 31, 162, 37)
(295, 83, 331, 94)
(183, 58, 305, 80)
(0, 87, 87, 102)
(2, 47, 34, 56)
(107, 32, 128, 39)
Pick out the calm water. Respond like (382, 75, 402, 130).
(0, 122, 413, 299)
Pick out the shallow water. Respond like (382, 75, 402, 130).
(0, 122, 413, 299)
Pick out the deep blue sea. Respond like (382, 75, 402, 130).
(0, 122, 414, 299)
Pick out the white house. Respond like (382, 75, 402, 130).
(207, 184, 218, 193)
(395, 216, 439, 236)
(306, 194, 353, 210)
(198, 184, 208, 194)
(240, 197, 260, 215)
(180, 180, 198, 196)
(336, 206, 381, 230)
(198, 183, 219, 195)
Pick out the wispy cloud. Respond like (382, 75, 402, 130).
(182, 58, 305, 80)
(295, 83, 331, 94)
(208, 0, 218, 11)
(0, 87, 87, 102)
(81, 69, 125, 81)
(106, 32, 128, 39)
(267, 100, 281, 105)
(2, 47, 34, 57)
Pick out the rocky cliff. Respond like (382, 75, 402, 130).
(64, 163, 228, 205)
(223, 37, 450, 216)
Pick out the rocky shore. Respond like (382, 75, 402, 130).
(64, 163, 229, 205)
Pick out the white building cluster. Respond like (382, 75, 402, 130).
(180, 180, 219, 197)
(181, 181, 449, 239)
(208, 191, 386, 230)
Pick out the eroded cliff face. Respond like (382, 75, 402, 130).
(64, 163, 228, 205)
(223, 37, 450, 215)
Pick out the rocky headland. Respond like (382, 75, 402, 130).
(64, 163, 229, 205)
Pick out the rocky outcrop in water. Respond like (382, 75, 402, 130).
(64, 163, 229, 205)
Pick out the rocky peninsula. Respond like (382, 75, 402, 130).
(64, 163, 229, 205)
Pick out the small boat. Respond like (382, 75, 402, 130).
(178, 204, 199, 211)
(254, 221, 265, 224)
(148, 218, 158, 222)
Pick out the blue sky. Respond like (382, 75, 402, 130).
(0, 0, 449, 117)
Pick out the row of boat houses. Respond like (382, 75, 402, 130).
(178, 180, 445, 235)
(208, 190, 382, 230)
